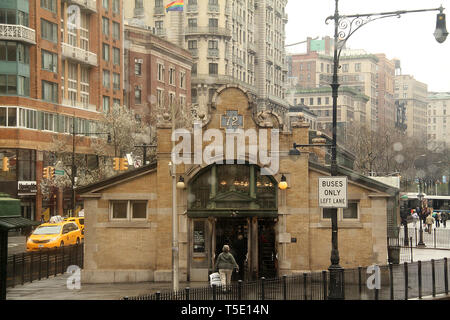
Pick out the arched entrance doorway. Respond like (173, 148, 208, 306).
(187, 162, 278, 281)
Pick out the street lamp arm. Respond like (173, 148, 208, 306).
(326, 6, 446, 62)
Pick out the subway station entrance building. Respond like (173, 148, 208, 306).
(79, 85, 399, 283)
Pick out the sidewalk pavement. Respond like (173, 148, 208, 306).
(6, 275, 209, 300)
(6, 248, 450, 300)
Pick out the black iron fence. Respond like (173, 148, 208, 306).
(6, 244, 84, 288)
(398, 226, 450, 249)
(123, 258, 449, 300)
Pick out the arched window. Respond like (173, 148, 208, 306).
(188, 163, 277, 211)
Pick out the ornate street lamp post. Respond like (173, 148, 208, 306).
(325, 0, 447, 300)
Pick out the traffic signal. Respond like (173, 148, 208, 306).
(113, 157, 120, 171)
(119, 158, 128, 171)
(43, 166, 49, 179)
(2, 157, 9, 172)
(49, 166, 55, 179)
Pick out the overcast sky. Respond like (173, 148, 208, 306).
(285, 0, 450, 92)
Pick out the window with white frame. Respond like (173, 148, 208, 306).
(322, 201, 359, 220)
(169, 67, 175, 86)
(157, 63, 165, 82)
(180, 71, 185, 88)
(110, 200, 148, 220)
(157, 88, 164, 107)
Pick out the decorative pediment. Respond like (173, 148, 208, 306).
(211, 191, 255, 202)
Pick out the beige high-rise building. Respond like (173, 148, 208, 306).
(427, 92, 450, 151)
(394, 74, 428, 141)
(124, 0, 289, 119)
(288, 40, 396, 132)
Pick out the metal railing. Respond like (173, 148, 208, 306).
(123, 258, 450, 300)
(0, 24, 36, 44)
(398, 226, 450, 249)
(61, 43, 98, 67)
(6, 244, 84, 288)
(185, 26, 231, 37)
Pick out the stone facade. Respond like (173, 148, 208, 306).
(80, 85, 398, 283)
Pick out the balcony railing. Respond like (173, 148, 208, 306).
(154, 6, 164, 15)
(185, 26, 231, 37)
(61, 43, 98, 67)
(187, 5, 198, 13)
(64, 0, 97, 13)
(192, 74, 257, 94)
(0, 24, 36, 44)
(208, 4, 220, 12)
(188, 48, 198, 57)
(62, 98, 97, 112)
(207, 48, 219, 58)
(154, 28, 166, 37)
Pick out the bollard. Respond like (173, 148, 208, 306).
(322, 271, 327, 300)
(185, 287, 190, 300)
(375, 288, 379, 300)
(123, 296, 128, 300)
(303, 273, 307, 300)
(389, 264, 394, 300)
(282, 276, 287, 300)
(445, 258, 449, 295)
(156, 291, 161, 300)
(418, 261, 422, 299)
(261, 277, 265, 300)
(432, 259, 436, 297)
(238, 280, 243, 300)
(404, 262, 408, 300)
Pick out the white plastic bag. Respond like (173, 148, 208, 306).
(209, 272, 221, 287)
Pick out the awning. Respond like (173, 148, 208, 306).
(0, 216, 40, 230)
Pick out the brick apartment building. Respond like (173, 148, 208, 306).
(123, 23, 192, 126)
(0, 0, 123, 221)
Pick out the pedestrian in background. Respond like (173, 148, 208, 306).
(441, 211, 448, 228)
(412, 210, 419, 228)
(215, 245, 239, 292)
(426, 213, 435, 234)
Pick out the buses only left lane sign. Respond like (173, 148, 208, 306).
(318, 176, 348, 208)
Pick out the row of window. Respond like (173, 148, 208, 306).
(102, 44, 121, 66)
(153, 63, 187, 88)
(103, 0, 121, 14)
(108, 200, 359, 222)
(0, 41, 30, 64)
(294, 97, 331, 106)
(0, 74, 30, 96)
(0, 106, 100, 136)
(102, 17, 121, 40)
(0, 9, 29, 26)
(102, 69, 121, 91)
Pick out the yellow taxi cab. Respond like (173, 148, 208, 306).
(64, 217, 85, 240)
(26, 221, 82, 252)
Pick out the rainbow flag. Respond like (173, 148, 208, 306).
(166, 0, 184, 12)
